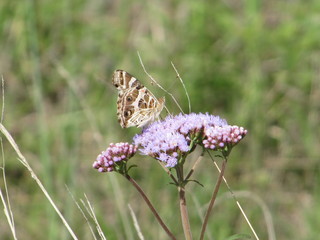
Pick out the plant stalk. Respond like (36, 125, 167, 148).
(176, 164, 193, 240)
(124, 174, 176, 240)
(179, 186, 193, 240)
(199, 158, 227, 240)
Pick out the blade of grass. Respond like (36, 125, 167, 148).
(0, 76, 18, 239)
(0, 123, 78, 240)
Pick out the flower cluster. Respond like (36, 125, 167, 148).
(93, 113, 247, 170)
(203, 125, 247, 150)
(93, 142, 137, 173)
(133, 113, 239, 167)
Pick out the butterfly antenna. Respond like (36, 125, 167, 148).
(171, 62, 191, 113)
(137, 51, 184, 114)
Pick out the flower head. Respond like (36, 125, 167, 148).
(203, 125, 248, 151)
(133, 113, 231, 167)
(93, 142, 137, 173)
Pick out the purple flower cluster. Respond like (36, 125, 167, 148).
(133, 113, 231, 167)
(93, 142, 137, 172)
(93, 113, 247, 171)
(203, 125, 248, 150)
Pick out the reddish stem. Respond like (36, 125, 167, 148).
(199, 158, 227, 240)
(179, 186, 193, 240)
(124, 174, 176, 240)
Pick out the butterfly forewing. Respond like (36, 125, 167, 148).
(112, 70, 143, 92)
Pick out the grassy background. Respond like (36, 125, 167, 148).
(1, 0, 320, 239)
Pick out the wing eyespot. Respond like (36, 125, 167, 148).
(124, 110, 131, 117)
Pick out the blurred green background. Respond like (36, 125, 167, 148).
(1, 0, 319, 239)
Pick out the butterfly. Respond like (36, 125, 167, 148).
(112, 69, 165, 128)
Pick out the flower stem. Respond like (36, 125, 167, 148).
(179, 186, 193, 240)
(124, 174, 176, 240)
(176, 165, 193, 240)
(199, 157, 227, 240)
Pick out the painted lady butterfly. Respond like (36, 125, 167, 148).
(112, 70, 165, 128)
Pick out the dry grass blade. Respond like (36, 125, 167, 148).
(230, 191, 276, 240)
(211, 159, 261, 240)
(0, 76, 17, 239)
(0, 123, 78, 240)
(170, 62, 191, 113)
(137, 51, 184, 114)
(66, 186, 98, 240)
(0, 189, 17, 240)
(128, 204, 145, 240)
(82, 194, 107, 240)
(1, 75, 4, 122)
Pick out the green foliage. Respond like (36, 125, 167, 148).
(0, 0, 319, 239)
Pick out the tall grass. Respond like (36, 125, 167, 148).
(0, 0, 319, 239)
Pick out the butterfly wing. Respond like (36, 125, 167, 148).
(126, 96, 165, 128)
(112, 69, 143, 92)
(113, 70, 165, 128)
